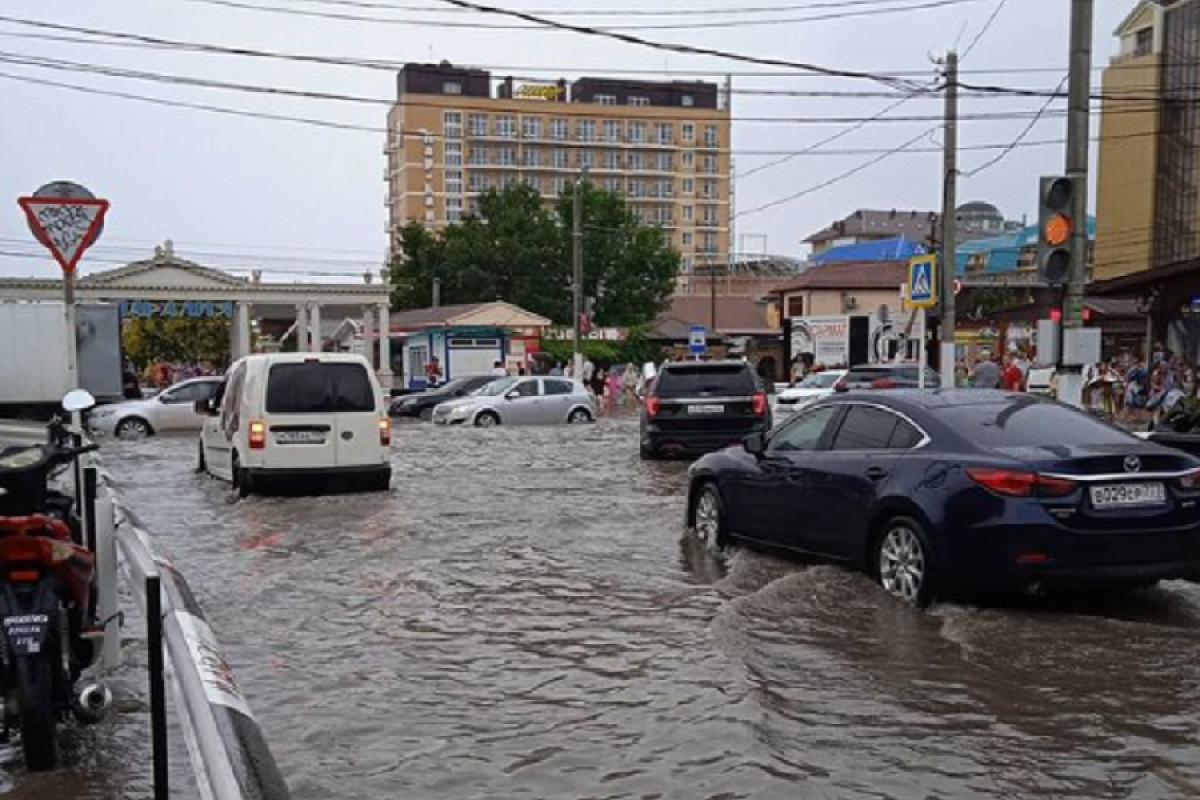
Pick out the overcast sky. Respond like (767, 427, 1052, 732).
(0, 0, 1127, 280)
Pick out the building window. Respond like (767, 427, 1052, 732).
(552, 177, 570, 196)
(595, 94, 617, 105)
(526, 176, 542, 193)
(629, 95, 650, 106)
(703, 125, 719, 148)
(579, 149, 595, 168)
(445, 170, 463, 194)
(443, 81, 463, 95)
(442, 111, 463, 139)
(522, 117, 543, 140)
(603, 120, 622, 143)
(468, 173, 489, 192)
(701, 206, 719, 225)
(657, 206, 672, 225)
(469, 146, 489, 166)
(703, 232, 718, 251)
(682, 123, 695, 143)
(786, 296, 804, 318)
(523, 147, 541, 167)
(682, 232, 693, 246)
(701, 179, 717, 198)
(578, 119, 596, 142)
(655, 123, 672, 145)
(550, 118, 569, 141)
(552, 149, 569, 169)
(627, 179, 645, 197)
(444, 141, 463, 167)
(629, 121, 647, 144)
(702, 154, 718, 174)
(468, 113, 488, 137)
(683, 205, 693, 222)
(656, 152, 672, 172)
(496, 115, 516, 138)
(628, 151, 645, 171)
(657, 179, 673, 198)
(447, 196, 464, 223)
(1135, 27, 1153, 57)
(682, 95, 695, 107)
(602, 150, 620, 170)
(682, 178, 694, 194)
(604, 177, 622, 194)
(497, 147, 516, 166)
(683, 151, 695, 168)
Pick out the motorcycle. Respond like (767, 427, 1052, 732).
(0, 390, 112, 771)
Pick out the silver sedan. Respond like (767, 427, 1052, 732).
(433, 376, 596, 426)
(88, 377, 223, 439)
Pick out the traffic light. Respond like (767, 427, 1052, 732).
(1037, 176, 1075, 285)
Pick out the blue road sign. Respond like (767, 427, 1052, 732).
(908, 255, 938, 308)
(689, 325, 707, 355)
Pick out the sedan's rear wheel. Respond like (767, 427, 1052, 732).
(692, 484, 728, 553)
(568, 408, 593, 424)
(876, 517, 933, 607)
(115, 417, 152, 440)
(475, 411, 500, 427)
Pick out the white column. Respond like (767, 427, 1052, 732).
(295, 303, 309, 352)
(234, 302, 252, 358)
(377, 302, 393, 390)
(362, 307, 375, 367)
(309, 303, 322, 353)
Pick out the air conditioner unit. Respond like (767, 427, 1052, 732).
(843, 296, 859, 311)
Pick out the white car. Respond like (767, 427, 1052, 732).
(88, 377, 223, 439)
(198, 353, 391, 496)
(773, 370, 847, 417)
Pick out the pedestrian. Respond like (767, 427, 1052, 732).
(1001, 354, 1024, 392)
(549, 362, 563, 377)
(491, 360, 508, 377)
(582, 357, 595, 385)
(607, 367, 623, 411)
(590, 365, 607, 404)
(971, 352, 1000, 389)
(425, 356, 443, 387)
(623, 363, 640, 405)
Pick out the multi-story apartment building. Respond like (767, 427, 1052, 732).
(384, 62, 732, 274)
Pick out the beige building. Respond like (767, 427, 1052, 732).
(1094, 0, 1169, 282)
(384, 63, 732, 277)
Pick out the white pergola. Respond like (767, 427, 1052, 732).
(0, 242, 395, 387)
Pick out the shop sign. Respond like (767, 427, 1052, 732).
(120, 300, 234, 318)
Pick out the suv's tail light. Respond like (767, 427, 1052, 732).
(872, 378, 898, 389)
(967, 468, 1077, 498)
(646, 396, 661, 417)
(249, 420, 267, 450)
(379, 417, 392, 446)
(752, 392, 768, 416)
(1179, 468, 1200, 490)
(834, 379, 848, 393)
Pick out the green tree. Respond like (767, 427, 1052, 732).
(390, 182, 679, 328)
(122, 317, 231, 368)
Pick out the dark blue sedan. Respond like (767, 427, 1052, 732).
(686, 390, 1200, 605)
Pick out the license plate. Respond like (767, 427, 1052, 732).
(1089, 482, 1166, 509)
(687, 404, 725, 414)
(3, 614, 48, 656)
(275, 430, 326, 445)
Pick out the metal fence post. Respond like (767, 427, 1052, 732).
(82, 466, 98, 553)
(95, 490, 121, 670)
(147, 574, 169, 800)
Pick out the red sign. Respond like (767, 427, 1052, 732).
(17, 196, 109, 274)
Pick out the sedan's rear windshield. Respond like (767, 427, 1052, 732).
(655, 365, 757, 396)
(939, 399, 1135, 447)
(845, 367, 895, 382)
(266, 362, 376, 414)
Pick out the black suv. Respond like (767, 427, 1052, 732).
(835, 363, 941, 391)
(640, 361, 771, 460)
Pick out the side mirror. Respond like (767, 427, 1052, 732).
(743, 431, 766, 456)
(157, 393, 172, 404)
(62, 389, 96, 413)
(505, 390, 520, 401)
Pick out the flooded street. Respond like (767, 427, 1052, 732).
(88, 416, 1200, 799)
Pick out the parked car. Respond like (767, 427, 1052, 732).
(639, 360, 771, 460)
(774, 370, 847, 418)
(835, 363, 941, 391)
(88, 377, 224, 439)
(432, 376, 596, 426)
(197, 353, 391, 496)
(390, 376, 498, 420)
(1025, 365, 1056, 396)
(686, 390, 1200, 606)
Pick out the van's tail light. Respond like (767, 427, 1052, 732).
(646, 396, 661, 417)
(967, 468, 1077, 498)
(249, 421, 267, 450)
(752, 392, 768, 416)
(833, 379, 848, 393)
(1179, 468, 1200, 490)
(379, 418, 392, 446)
(872, 378, 898, 389)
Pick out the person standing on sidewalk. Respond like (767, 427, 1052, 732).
(972, 352, 1000, 390)
(1001, 354, 1025, 392)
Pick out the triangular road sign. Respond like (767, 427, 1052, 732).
(17, 197, 109, 274)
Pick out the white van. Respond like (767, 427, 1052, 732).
(197, 353, 392, 495)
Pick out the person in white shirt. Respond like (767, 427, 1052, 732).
(582, 358, 595, 383)
(491, 360, 508, 377)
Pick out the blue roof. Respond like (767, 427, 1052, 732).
(812, 237, 927, 264)
(954, 217, 1097, 275)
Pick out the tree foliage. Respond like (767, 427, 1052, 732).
(122, 317, 231, 367)
(390, 183, 679, 327)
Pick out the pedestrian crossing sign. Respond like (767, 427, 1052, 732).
(907, 255, 938, 308)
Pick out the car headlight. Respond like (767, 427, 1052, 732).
(449, 405, 470, 417)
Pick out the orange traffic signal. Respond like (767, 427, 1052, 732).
(1043, 212, 1072, 247)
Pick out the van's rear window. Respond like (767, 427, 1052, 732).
(266, 363, 375, 414)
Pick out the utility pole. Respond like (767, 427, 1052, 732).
(572, 168, 588, 378)
(1058, 0, 1094, 407)
(938, 50, 959, 388)
(710, 257, 718, 336)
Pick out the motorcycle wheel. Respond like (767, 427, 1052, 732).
(17, 653, 59, 771)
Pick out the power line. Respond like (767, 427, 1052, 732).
(960, 0, 1010, 62)
(274, 0, 984, 17)
(962, 73, 1068, 177)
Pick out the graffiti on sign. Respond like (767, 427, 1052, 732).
(516, 84, 563, 101)
(120, 300, 234, 319)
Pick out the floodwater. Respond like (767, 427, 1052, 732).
(23, 415, 1200, 798)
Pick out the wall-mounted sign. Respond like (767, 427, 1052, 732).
(515, 84, 563, 101)
(120, 300, 234, 319)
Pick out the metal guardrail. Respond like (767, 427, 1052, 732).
(98, 469, 292, 800)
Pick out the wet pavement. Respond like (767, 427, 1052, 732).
(22, 415, 1200, 798)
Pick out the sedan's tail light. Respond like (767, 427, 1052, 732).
(248, 421, 267, 450)
(379, 417, 391, 446)
(646, 396, 661, 417)
(1179, 468, 1200, 490)
(967, 468, 1077, 498)
(833, 380, 848, 393)
(752, 392, 768, 416)
(872, 378, 898, 389)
